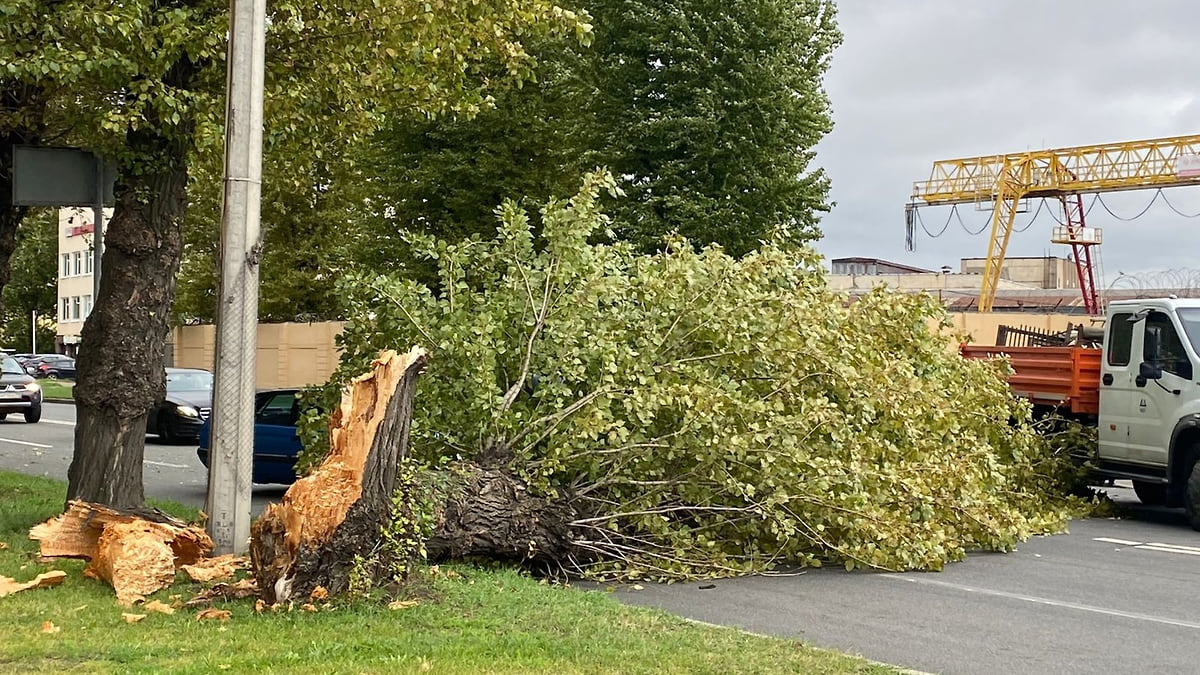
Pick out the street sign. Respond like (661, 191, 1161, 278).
(12, 146, 114, 207)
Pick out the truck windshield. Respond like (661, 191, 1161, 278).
(1175, 309, 1200, 353)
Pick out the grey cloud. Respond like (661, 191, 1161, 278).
(815, 0, 1200, 283)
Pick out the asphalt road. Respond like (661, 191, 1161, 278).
(608, 496, 1200, 675)
(4, 404, 1200, 673)
(0, 401, 286, 514)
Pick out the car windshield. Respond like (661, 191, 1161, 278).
(167, 371, 213, 392)
(0, 357, 23, 375)
(1175, 309, 1200, 354)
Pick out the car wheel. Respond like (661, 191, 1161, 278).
(1133, 480, 1168, 506)
(24, 402, 41, 424)
(46, 371, 59, 380)
(0, 413, 7, 421)
(1185, 456, 1200, 532)
(158, 412, 177, 443)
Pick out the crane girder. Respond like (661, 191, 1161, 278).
(908, 133, 1200, 315)
(912, 134, 1200, 206)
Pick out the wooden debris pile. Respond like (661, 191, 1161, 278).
(251, 347, 428, 603)
(28, 500, 238, 605)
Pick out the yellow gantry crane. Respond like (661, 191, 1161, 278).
(907, 134, 1200, 313)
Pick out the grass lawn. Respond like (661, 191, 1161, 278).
(0, 470, 897, 674)
(37, 380, 73, 400)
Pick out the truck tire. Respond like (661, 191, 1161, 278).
(1187, 460, 1200, 532)
(1133, 480, 1168, 506)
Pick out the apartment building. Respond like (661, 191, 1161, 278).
(56, 207, 108, 355)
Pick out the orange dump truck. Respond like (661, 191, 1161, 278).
(960, 345, 1101, 418)
(961, 298, 1200, 527)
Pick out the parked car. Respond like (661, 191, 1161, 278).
(23, 353, 71, 376)
(35, 357, 76, 380)
(196, 389, 303, 484)
(146, 368, 213, 442)
(0, 356, 42, 423)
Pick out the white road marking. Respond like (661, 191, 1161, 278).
(1093, 537, 1200, 556)
(143, 460, 190, 469)
(0, 437, 52, 448)
(1094, 537, 1141, 546)
(41, 419, 74, 427)
(1137, 540, 1200, 552)
(888, 575, 1200, 630)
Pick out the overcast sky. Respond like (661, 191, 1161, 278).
(813, 0, 1200, 287)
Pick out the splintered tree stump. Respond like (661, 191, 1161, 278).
(250, 347, 428, 603)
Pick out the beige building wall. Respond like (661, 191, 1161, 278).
(939, 312, 1091, 346)
(170, 321, 345, 389)
(56, 207, 109, 351)
(959, 257, 1080, 289)
(826, 272, 1037, 293)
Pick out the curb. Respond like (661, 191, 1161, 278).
(44, 398, 74, 405)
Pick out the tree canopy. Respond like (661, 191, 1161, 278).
(304, 172, 1082, 580)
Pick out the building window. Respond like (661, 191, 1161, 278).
(83, 295, 92, 319)
(84, 252, 93, 275)
(72, 251, 82, 276)
(61, 254, 70, 278)
(71, 296, 81, 321)
(60, 298, 69, 322)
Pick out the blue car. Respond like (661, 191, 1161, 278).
(197, 389, 303, 485)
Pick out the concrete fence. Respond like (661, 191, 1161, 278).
(168, 312, 1095, 389)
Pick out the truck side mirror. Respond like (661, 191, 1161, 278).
(1139, 361, 1163, 381)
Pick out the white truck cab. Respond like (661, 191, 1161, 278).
(1098, 298, 1200, 527)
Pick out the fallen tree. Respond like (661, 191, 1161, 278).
(299, 173, 1086, 582)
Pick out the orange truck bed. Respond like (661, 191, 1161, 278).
(960, 345, 1101, 416)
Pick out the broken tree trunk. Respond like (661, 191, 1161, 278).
(29, 500, 212, 563)
(250, 347, 428, 603)
(30, 500, 213, 604)
(425, 465, 576, 571)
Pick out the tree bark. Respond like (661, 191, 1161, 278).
(66, 59, 197, 508)
(251, 348, 428, 603)
(426, 465, 577, 571)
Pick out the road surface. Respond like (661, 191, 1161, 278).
(0, 401, 286, 514)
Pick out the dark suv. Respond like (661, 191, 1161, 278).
(0, 356, 43, 422)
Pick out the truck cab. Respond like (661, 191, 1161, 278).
(1097, 298, 1200, 524)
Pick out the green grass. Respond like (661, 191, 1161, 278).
(37, 380, 73, 400)
(0, 470, 897, 674)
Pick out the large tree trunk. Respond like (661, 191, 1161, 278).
(66, 60, 197, 508)
(426, 465, 577, 572)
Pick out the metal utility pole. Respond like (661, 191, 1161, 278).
(206, 0, 266, 554)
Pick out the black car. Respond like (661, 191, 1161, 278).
(35, 358, 76, 380)
(24, 354, 72, 376)
(146, 368, 213, 442)
(0, 356, 42, 423)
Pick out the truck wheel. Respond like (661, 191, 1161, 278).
(1187, 460, 1200, 532)
(1133, 480, 1168, 506)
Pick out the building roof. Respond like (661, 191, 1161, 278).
(830, 257, 933, 274)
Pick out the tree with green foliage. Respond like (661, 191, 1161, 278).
(306, 173, 1083, 580)
(0, 209, 57, 352)
(0, 0, 592, 507)
(583, 0, 840, 256)
(372, 0, 840, 262)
